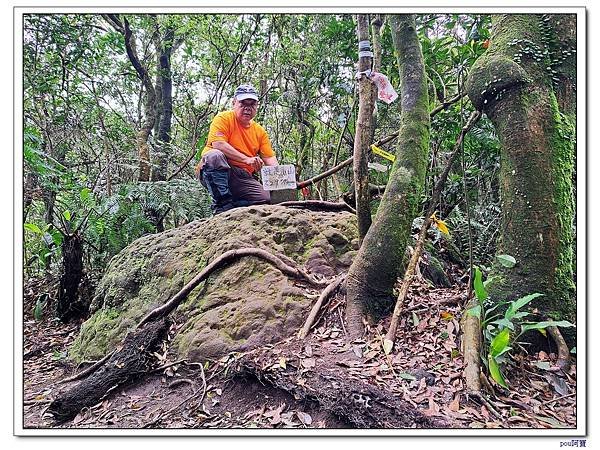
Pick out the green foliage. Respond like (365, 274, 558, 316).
(33, 294, 48, 322)
(468, 264, 575, 388)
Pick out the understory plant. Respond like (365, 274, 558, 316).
(467, 263, 574, 388)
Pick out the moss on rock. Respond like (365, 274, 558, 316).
(69, 205, 358, 363)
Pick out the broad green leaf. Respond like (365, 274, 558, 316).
(490, 328, 510, 357)
(24, 223, 42, 234)
(488, 355, 508, 388)
(63, 210, 71, 221)
(570, 347, 576, 354)
(490, 318, 514, 331)
(505, 293, 543, 320)
(496, 254, 516, 268)
(520, 320, 575, 335)
(511, 311, 530, 320)
(495, 346, 512, 358)
(483, 275, 500, 289)
(473, 267, 487, 303)
(49, 228, 63, 246)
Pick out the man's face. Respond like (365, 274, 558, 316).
(233, 98, 258, 125)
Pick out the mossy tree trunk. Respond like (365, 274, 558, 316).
(345, 15, 430, 336)
(465, 14, 576, 322)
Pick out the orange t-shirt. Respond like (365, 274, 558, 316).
(200, 110, 275, 174)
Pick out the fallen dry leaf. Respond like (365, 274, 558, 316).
(448, 394, 460, 412)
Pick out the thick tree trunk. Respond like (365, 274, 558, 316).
(353, 14, 375, 243)
(345, 15, 430, 336)
(465, 14, 575, 323)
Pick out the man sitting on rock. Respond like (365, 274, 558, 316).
(195, 84, 279, 214)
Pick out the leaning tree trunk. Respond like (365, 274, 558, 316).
(345, 15, 430, 337)
(465, 14, 576, 325)
(104, 14, 158, 182)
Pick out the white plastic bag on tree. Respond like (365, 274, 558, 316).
(370, 72, 398, 104)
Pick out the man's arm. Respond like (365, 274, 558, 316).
(211, 141, 263, 171)
(262, 156, 279, 166)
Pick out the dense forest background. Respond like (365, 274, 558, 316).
(23, 13, 505, 288)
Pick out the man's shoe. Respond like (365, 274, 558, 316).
(214, 203, 236, 215)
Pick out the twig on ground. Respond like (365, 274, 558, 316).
(539, 392, 576, 406)
(144, 361, 207, 428)
(470, 391, 503, 420)
(149, 358, 188, 374)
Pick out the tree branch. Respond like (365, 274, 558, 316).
(384, 110, 482, 353)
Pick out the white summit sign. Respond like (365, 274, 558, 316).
(260, 164, 297, 191)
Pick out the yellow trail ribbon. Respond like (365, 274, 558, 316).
(370, 144, 396, 162)
(430, 212, 450, 236)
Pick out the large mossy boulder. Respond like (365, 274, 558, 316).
(69, 205, 358, 363)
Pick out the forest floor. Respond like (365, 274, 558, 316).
(21, 276, 578, 431)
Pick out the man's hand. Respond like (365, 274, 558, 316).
(246, 156, 264, 172)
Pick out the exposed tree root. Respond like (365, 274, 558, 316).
(278, 200, 356, 214)
(137, 247, 329, 328)
(59, 350, 116, 384)
(144, 361, 207, 428)
(48, 318, 170, 423)
(51, 246, 340, 422)
(298, 274, 346, 339)
(234, 355, 446, 428)
(470, 391, 503, 420)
